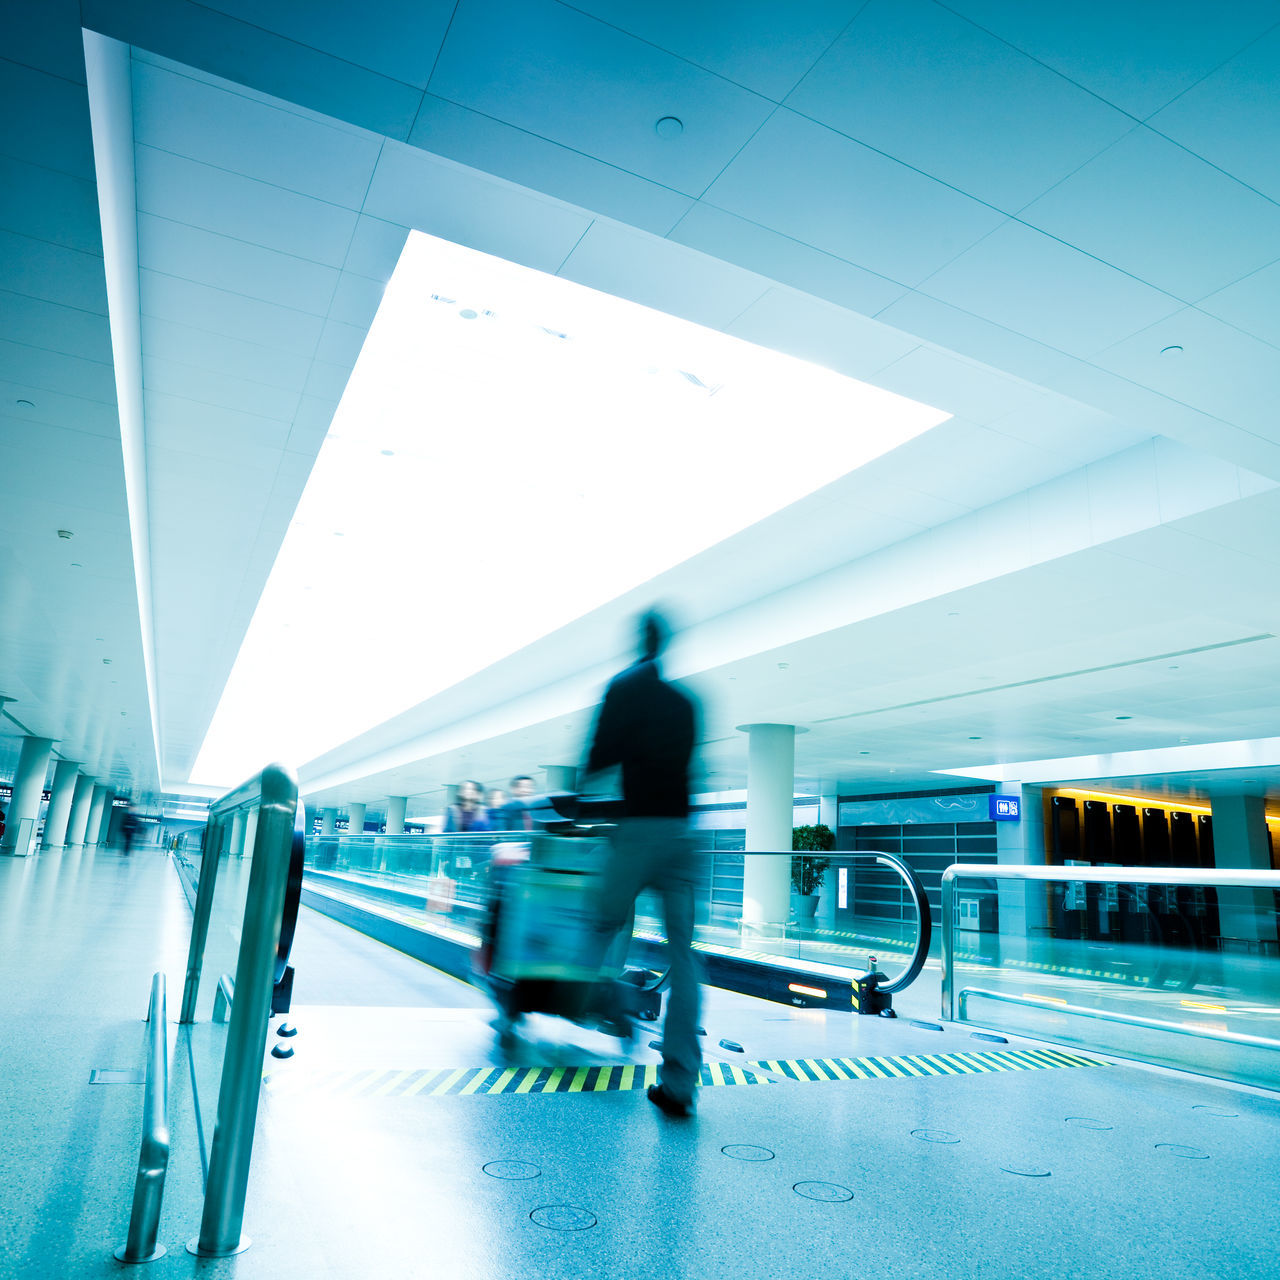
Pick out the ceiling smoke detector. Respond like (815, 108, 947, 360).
(57, 529, 73, 540)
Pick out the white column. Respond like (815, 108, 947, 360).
(96, 793, 117, 845)
(42, 759, 80, 850)
(819, 792, 839, 833)
(347, 802, 366, 835)
(993, 783, 1047, 948)
(242, 807, 259, 858)
(66, 774, 96, 847)
(385, 796, 406, 835)
(321, 807, 337, 836)
(817, 791, 840, 926)
(1, 735, 54, 855)
(85, 785, 110, 848)
(543, 765, 577, 793)
(1210, 794, 1278, 946)
(229, 810, 247, 857)
(741, 724, 795, 934)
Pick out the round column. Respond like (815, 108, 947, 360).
(84, 785, 109, 849)
(229, 810, 247, 857)
(43, 759, 81, 850)
(96, 792, 117, 846)
(740, 724, 796, 933)
(543, 765, 577, 793)
(385, 796, 406, 835)
(65, 774, 96, 847)
(346, 802, 366, 835)
(320, 808, 337, 836)
(2, 736, 55, 855)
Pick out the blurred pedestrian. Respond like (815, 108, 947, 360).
(494, 775, 536, 830)
(120, 808, 141, 855)
(443, 780, 491, 833)
(582, 608, 701, 1118)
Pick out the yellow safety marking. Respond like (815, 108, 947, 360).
(514, 1068, 542, 1095)
(371, 1069, 415, 1096)
(430, 1068, 468, 1095)
(871, 1056, 912, 1079)
(402, 1069, 444, 1096)
(643, 1063, 659, 1087)
(593, 1066, 614, 1092)
(544, 1066, 567, 1093)
(619, 1064, 635, 1092)
(486, 1067, 520, 1095)
(568, 1066, 591, 1093)
(459, 1067, 499, 1096)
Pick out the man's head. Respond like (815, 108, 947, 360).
(457, 780, 481, 808)
(638, 608, 669, 662)
(509, 775, 535, 799)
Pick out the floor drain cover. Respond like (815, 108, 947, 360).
(1156, 1144, 1209, 1159)
(719, 1039, 744, 1053)
(1001, 1164, 1051, 1177)
(722, 1145, 774, 1162)
(910, 1021, 943, 1032)
(1065, 1117, 1113, 1130)
(971, 1032, 1007, 1044)
(911, 1129, 960, 1144)
(530, 1205, 596, 1231)
(483, 1161, 540, 1180)
(793, 1182, 853, 1203)
(89, 1069, 144, 1085)
(1192, 1105, 1238, 1118)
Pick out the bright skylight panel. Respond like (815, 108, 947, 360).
(192, 231, 950, 786)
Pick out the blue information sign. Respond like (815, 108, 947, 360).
(989, 794, 1021, 821)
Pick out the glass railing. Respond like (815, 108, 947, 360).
(303, 833, 930, 991)
(941, 864, 1280, 1090)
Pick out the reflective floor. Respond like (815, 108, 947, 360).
(3, 847, 1279, 1279)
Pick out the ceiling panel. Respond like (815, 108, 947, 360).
(667, 202, 909, 316)
(363, 140, 594, 276)
(0, 156, 103, 255)
(135, 145, 359, 267)
(0, 336, 116, 404)
(941, 0, 1278, 119)
(408, 94, 693, 237)
(200, 0, 455, 89)
(1197, 259, 1280, 350)
(142, 353, 302, 424)
(1149, 26, 1280, 204)
(0, 289, 114, 364)
(1020, 126, 1280, 302)
(788, 0, 1134, 212)
(342, 215, 409, 280)
(0, 380, 118, 441)
(703, 109, 1006, 286)
(558, 220, 770, 331)
(1093, 307, 1280, 442)
(139, 268, 324, 359)
(131, 57, 384, 208)
(0, 57, 97, 179)
(144, 391, 293, 461)
(137, 213, 341, 314)
(917, 219, 1182, 358)
(725, 286, 918, 382)
(869, 346, 1042, 426)
(428, 0, 776, 196)
(568, 0, 861, 101)
(0, 229, 109, 315)
(141, 315, 313, 393)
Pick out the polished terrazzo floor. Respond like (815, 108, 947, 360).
(3, 846, 1277, 1279)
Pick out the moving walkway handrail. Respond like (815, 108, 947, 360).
(114, 972, 169, 1264)
(940, 863, 1280, 1021)
(178, 763, 299, 1258)
(862, 851, 931, 993)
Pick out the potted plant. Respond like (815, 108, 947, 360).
(791, 824, 834, 921)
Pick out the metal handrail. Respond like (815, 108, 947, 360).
(114, 972, 169, 1264)
(179, 763, 299, 1259)
(869, 852, 932, 993)
(940, 862, 1280, 1021)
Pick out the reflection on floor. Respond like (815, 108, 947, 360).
(4, 848, 1279, 1280)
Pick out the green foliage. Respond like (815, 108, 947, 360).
(791, 824, 834, 895)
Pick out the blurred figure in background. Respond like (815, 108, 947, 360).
(120, 808, 142, 855)
(443, 779, 491, 833)
(581, 608, 702, 1118)
(494, 775, 536, 831)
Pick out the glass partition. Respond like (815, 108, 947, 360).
(942, 864, 1280, 1090)
(304, 835, 929, 988)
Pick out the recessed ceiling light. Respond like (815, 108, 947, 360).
(858, 751, 870, 756)
(16, 398, 34, 408)
(655, 116, 684, 139)
(777, 661, 790, 670)
(1160, 344, 1183, 357)
(102, 658, 112, 665)
(380, 449, 395, 457)
(70, 562, 82, 568)
(57, 529, 73, 540)
(968, 735, 983, 740)
(459, 308, 478, 320)
(947, 611, 960, 617)
(1115, 714, 1131, 720)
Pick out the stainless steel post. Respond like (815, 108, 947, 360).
(190, 765, 297, 1258)
(114, 973, 169, 1264)
(940, 870, 954, 1022)
(179, 814, 224, 1023)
